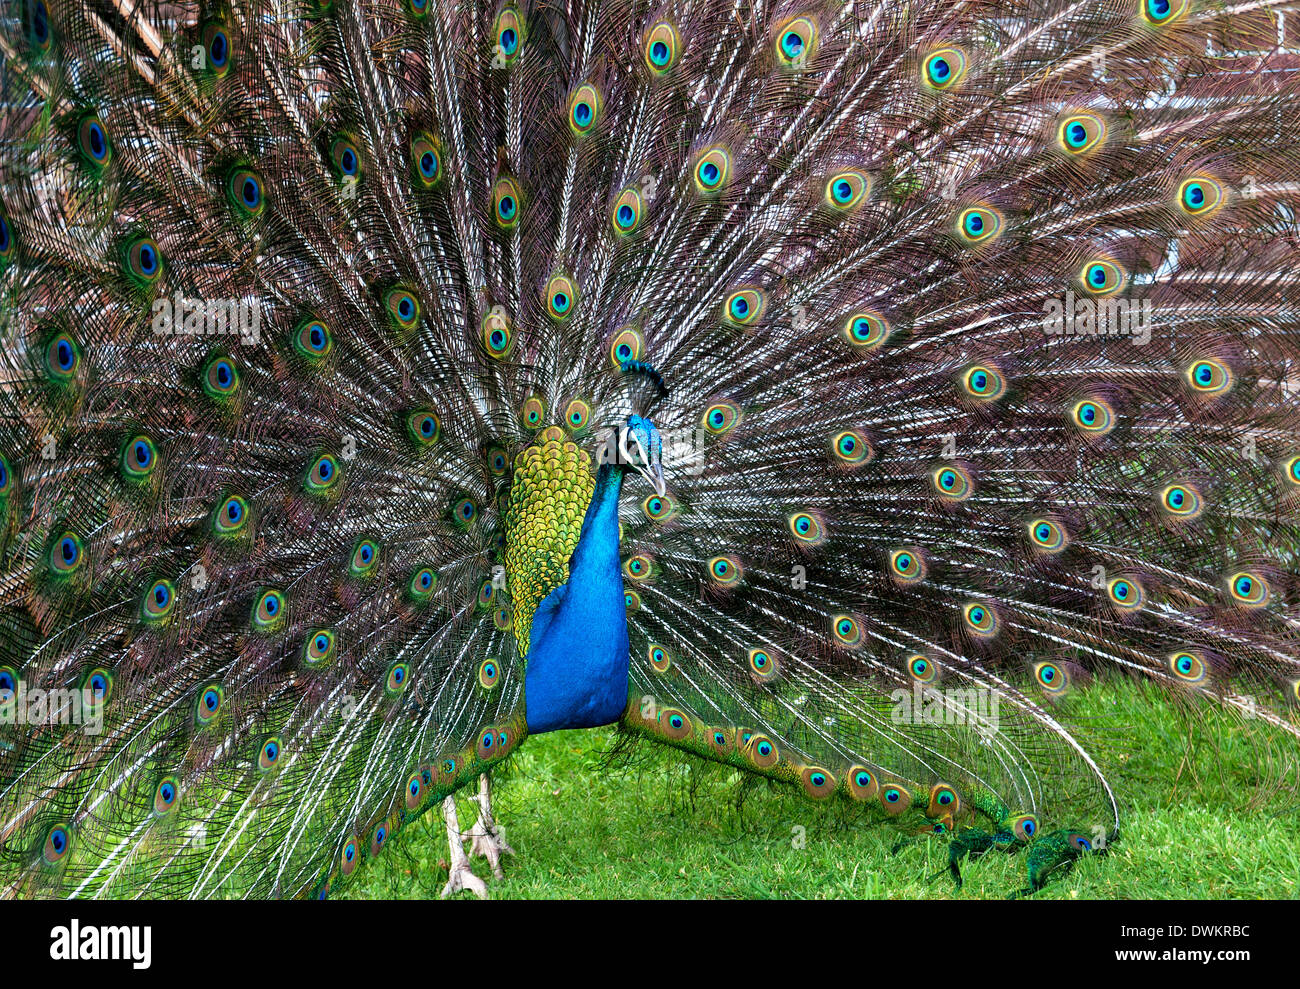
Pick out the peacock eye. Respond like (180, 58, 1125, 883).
(825, 170, 869, 210)
(957, 206, 1001, 245)
(493, 177, 522, 227)
(775, 15, 817, 65)
(1058, 111, 1106, 154)
(723, 288, 766, 327)
(611, 186, 644, 236)
(644, 21, 680, 73)
(494, 6, 525, 62)
(693, 146, 731, 193)
(227, 167, 264, 217)
(1080, 258, 1124, 295)
(922, 46, 967, 89)
(77, 113, 112, 167)
(568, 83, 602, 135)
(545, 274, 577, 319)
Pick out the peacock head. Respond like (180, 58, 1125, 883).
(619, 414, 666, 496)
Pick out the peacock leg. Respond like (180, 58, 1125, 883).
(439, 794, 488, 899)
(466, 773, 515, 879)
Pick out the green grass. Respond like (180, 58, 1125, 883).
(341, 680, 1300, 899)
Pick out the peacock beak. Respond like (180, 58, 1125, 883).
(645, 461, 667, 497)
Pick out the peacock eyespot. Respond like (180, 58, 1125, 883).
(214, 494, 250, 536)
(568, 83, 602, 136)
(693, 146, 731, 194)
(1080, 258, 1124, 296)
(406, 409, 441, 447)
(747, 733, 778, 767)
(227, 167, 265, 217)
(120, 434, 159, 482)
(1178, 176, 1225, 217)
(1071, 398, 1114, 436)
(0, 213, 14, 271)
(141, 578, 176, 623)
(832, 614, 862, 647)
(493, 6, 525, 63)
(520, 396, 546, 429)
(1168, 650, 1207, 684)
(880, 785, 912, 815)
(77, 113, 112, 167)
(43, 824, 71, 865)
(49, 532, 84, 575)
(1033, 661, 1070, 696)
(889, 547, 925, 583)
(258, 736, 282, 772)
(922, 47, 967, 90)
(701, 402, 740, 435)
(493, 177, 522, 228)
(43, 331, 81, 383)
(305, 453, 341, 495)
(82, 667, 113, 706)
(1028, 518, 1067, 553)
(304, 629, 337, 667)
(564, 399, 591, 431)
(409, 567, 437, 602)
(611, 186, 644, 236)
(253, 588, 287, 631)
(1010, 813, 1038, 842)
(545, 274, 578, 320)
(409, 132, 443, 189)
(386, 662, 410, 696)
(962, 364, 1005, 400)
(832, 429, 871, 466)
(26, 0, 52, 52)
(1106, 576, 1145, 611)
(349, 538, 380, 578)
(643, 491, 678, 522)
(842, 312, 890, 349)
(932, 464, 972, 501)
(201, 355, 240, 401)
(748, 647, 779, 680)
(1159, 483, 1202, 519)
(775, 15, 817, 65)
(154, 777, 181, 816)
(643, 21, 680, 73)
(609, 326, 645, 367)
(293, 317, 333, 361)
(385, 287, 421, 334)
(963, 600, 999, 636)
(957, 206, 1001, 246)
(1058, 111, 1106, 154)
(452, 497, 478, 526)
(788, 511, 824, 545)
(1141, 0, 1189, 27)
(202, 22, 232, 75)
(708, 554, 742, 585)
(340, 838, 360, 874)
(196, 683, 225, 725)
(123, 235, 163, 285)
(724, 288, 765, 327)
(824, 170, 869, 211)
(1186, 358, 1232, 396)
(907, 654, 938, 684)
(649, 644, 671, 673)
(1227, 571, 1268, 608)
(848, 767, 878, 800)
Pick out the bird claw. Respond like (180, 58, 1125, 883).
(466, 774, 514, 879)
(441, 858, 489, 900)
(439, 794, 489, 899)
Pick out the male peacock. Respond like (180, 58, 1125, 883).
(1, 0, 1298, 900)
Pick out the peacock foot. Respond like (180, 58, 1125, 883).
(466, 774, 515, 880)
(440, 794, 488, 899)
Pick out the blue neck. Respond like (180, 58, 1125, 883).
(523, 463, 631, 733)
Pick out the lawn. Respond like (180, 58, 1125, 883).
(340, 680, 1300, 899)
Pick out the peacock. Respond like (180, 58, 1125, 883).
(1, 0, 1298, 901)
